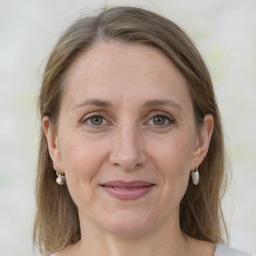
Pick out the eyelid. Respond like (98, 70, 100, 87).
(148, 111, 174, 121)
(80, 111, 175, 127)
(146, 112, 175, 126)
(81, 113, 109, 126)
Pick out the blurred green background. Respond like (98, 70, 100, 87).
(0, 0, 255, 255)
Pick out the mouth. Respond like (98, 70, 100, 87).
(101, 180, 155, 200)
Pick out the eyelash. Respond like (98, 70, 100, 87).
(81, 113, 175, 128)
(81, 114, 109, 127)
(148, 113, 175, 127)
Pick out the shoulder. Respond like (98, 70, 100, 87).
(49, 243, 79, 256)
(49, 249, 65, 256)
(49, 250, 66, 256)
(215, 244, 254, 256)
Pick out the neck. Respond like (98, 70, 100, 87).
(74, 214, 190, 256)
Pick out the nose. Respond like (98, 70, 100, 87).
(109, 124, 146, 171)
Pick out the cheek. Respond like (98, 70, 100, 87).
(149, 132, 195, 173)
(58, 134, 110, 213)
(148, 132, 195, 197)
(59, 133, 109, 185)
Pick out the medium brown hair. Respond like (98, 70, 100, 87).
(34, 6, 228, 254)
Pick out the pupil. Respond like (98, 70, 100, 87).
(92, 117, 102, 125)
(154, 116, 165, 125)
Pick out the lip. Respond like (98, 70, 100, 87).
(101, 180, 155, 200)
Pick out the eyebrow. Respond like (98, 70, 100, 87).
(142, 99, 182, 111)
(73, 98, 182, 111)
(73, 99, 113, 109)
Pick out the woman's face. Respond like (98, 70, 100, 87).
(45, 41, 211, 236)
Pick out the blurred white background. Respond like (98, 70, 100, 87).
(0, 0, 255, 255)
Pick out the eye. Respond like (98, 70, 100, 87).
(148, 114, 174, 127)
(82, 115, 108, 126)
(152, 116, 167, 125)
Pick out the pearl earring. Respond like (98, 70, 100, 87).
(191, 164, 199, 185)
(56, 171, 66, 185)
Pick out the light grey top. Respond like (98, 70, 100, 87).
(215, 244, 254, 256)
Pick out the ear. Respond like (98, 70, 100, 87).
(42, 116, 63, 172)
(190, 114, 214, 170)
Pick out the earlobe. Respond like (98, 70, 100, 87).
(191, 114, 214, 169)
(42, 116, 62, 171)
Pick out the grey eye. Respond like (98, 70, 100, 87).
(152, 116, 166, 125)
(148, 114, 173, 126)
(89, 116, 104, 125)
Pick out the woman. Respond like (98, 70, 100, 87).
(33, 6, 253, 256)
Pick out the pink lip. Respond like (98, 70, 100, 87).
(101, 180, 155, 200)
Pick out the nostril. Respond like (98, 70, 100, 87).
(109, 151, 145, 171)
(109, 128, 146, 170)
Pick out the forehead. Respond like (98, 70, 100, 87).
(62, 41, 192, 110)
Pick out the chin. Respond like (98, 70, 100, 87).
(106, 223, 152, 237)
(101, 210, 155, 236)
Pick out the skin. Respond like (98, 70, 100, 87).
(44, 41, 214, 256)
